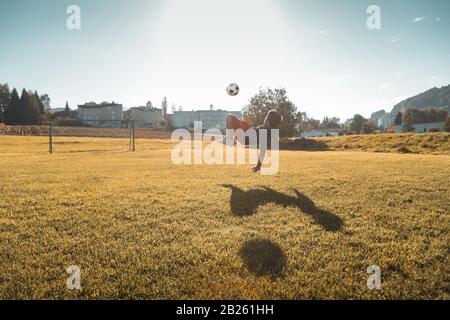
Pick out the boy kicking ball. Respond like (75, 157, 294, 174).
(224, 110, 283, 173)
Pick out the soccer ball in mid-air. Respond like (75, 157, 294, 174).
(226, 83, 239, 96)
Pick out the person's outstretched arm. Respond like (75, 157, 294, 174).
(251, 146, 266, 173)
(251, 110, 282, 173)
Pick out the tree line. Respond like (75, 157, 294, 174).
(244, 90, 450, 136)
(241, 87, 381, 137)
(2, 82, 448, 134)
(394, 108, 448, 131)
(298, 113, 377, 135)
(242, 87, 298, 137)
(0, 83, 51, 125)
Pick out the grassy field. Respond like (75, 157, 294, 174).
(0, 135, 449, 299)
(284, 132, 450, 155)
(317, 132, 450, 154)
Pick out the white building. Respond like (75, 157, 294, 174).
(300, 129, 341, 138)
(130, 107, 163, 128)
(394, 122, 445, 133)
(45, 107, 66, 113)
(172, 110, 197, 129)
(172, 109, 242, 130)
(78, 102, 123, 127)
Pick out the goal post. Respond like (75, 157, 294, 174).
(49, 120, 53, 154)
(132, 120, 136, 152)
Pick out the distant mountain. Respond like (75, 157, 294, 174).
(391, 85, 450, 115)
(370, 109, 386, 121)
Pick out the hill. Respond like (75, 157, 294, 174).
(391, 85, 450, 115)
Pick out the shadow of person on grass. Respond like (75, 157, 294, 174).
(239, 238, 286, 279)
(222, 185, 343, 232)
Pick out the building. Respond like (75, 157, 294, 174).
(45, 107, 66, 113)
(394, 122, 445, 133)
(300, 129, 342, 138)
(172, 110, 197, 129)
(172, 109, 242, 130)
(77, 102, 123, 127)
(130, 107, 163, 128)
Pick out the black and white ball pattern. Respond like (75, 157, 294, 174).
(226, 83, 239, 96)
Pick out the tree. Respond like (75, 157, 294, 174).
(146, 100, 153, 109)
(295, 112, 306, 133)
(162, 97, 167, 117)
(297, 113, 320, 132)
(350, 114, 366, 133)
(321, 116, 341, 129)
(242, 87, 297, 137)
(304, 118, 320, 131)
(444, 116, 450, 132)
(0, 83, 11, 123)
(4, 88, 20, 125)
(64, 101, 71, 117)
(19, 89, 40, 124)
(123, 109, 131, 122)
(394, 112, 402, 125)
(4, 87, 47, 124)
(399, 107, 448, 131)
(420, 107, 447, 123)
(18, 89, 29, 124)
(402, 115, 412, 132)
(402, 108, 428, 132)
(362, 120, 376, 134)
(159, 115, 173, 131)
(40, 94, 51, 111)
(34, 91, 45, 114)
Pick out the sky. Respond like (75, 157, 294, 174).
(0, 0, 449, 121)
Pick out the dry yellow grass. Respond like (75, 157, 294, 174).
(0, 135, 449, 299)
(313, 132, 450, 155)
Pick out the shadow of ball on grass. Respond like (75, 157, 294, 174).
(239, 239, 286, 279)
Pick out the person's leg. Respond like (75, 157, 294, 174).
(226, 114, 243, 130)
(226, 115, 254, 145)
(220, 115, 238, 146)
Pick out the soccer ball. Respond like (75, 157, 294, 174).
(226, 83, 239, 96)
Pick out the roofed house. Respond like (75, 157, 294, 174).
(300, 129, 343, 138)
(45, 107, 66, 113)
(172, 109, 241, 130)
(130, 106, 163, 128)
(395, 122, 445, 133)
(77, 102, 123, 127)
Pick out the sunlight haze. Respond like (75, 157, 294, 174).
(0, 0, 449, 120)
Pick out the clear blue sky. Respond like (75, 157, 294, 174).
(0, 0, 449, 120)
